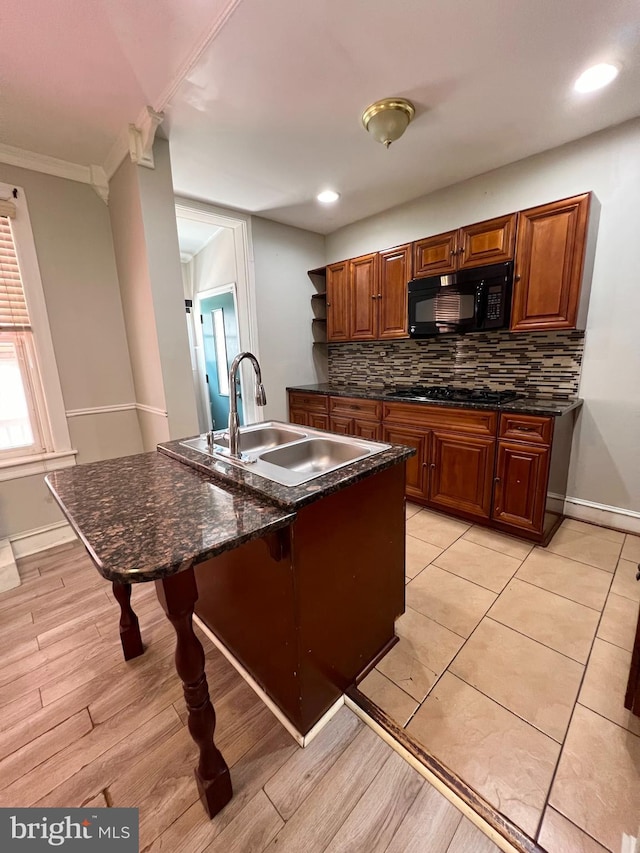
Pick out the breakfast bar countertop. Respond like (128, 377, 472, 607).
(287, 383, 584, 417)
(45, 451, 295, 584)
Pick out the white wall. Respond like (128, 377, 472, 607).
(326, 118, 640, 515)
(0, 162, 143, 539)
(192, 228, 237, 294)
(137, 140, 199, 441)
(251, 216, 326, 420)
(109, 155, 169, 450)
(109, 140, 199, 449)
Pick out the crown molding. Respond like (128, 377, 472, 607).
(1, 0, 243, 190)
(0, 143, 109, 204)
(129, 106, 164, 169)
(103, 0, 243, 180)
(0, 142, 91, 183)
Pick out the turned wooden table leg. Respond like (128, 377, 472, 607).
(112, 581, 144, 660)
(156, 566, 232, 818)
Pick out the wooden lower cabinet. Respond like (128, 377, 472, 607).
(329, 396, 382, 441)
(430, 431, 495, 518)
(289, 390, 567, 542)
(289, 391, 329, 430)
(289, 409, 329, 430)
(383, 424, 429, 502)
(492, 440, 549, 534)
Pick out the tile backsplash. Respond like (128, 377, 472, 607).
(328, 330, 584, 399)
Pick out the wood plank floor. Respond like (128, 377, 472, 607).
(0, 542, 501, 853)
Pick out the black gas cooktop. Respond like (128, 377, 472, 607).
(387, 385, 521, 405)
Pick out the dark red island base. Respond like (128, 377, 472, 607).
(193, 462, 406, 736)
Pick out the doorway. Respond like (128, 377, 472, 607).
(197, 286, 243, 430)
(175, 199, 260, 434)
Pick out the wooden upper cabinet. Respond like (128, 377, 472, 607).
(510, 193, 591, 332)
(412, 215, 516, 278)
(379, 244, 411, 339)
(458, 213, 517, 270)
(349, 253, 379, 341)
(326, 261, 350, 342)
(413, 230, 457, 277)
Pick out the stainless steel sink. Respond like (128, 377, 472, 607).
(181, 423, 305, 457)
(260, 438, 368, 476)
(179, 421, 390, 487)
(214, 425, 305, 453)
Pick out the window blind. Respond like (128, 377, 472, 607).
(0, 212, 31, 331)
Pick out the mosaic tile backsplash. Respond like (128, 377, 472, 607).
(328, 330, 584, 399)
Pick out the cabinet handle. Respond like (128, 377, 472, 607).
(515, 426, 536, 432)
(377, 293, 382, 298)
(422, 463, 428, 468)
(326, 302, 332, 307)
(494, 477, 501, 484)
(514, 274, 521, 281)
(371, 294, 377, 299)
(430, 463, 436, 469)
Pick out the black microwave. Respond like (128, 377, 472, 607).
(408, 261, 513, 337)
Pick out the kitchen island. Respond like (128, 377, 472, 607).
(45, 430, 413, 818)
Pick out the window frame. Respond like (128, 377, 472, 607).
(0, 182, 75, 481)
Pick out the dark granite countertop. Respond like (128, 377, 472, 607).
(287, 383, 583, 417)
(158, 435, 415, 510)
(46, 452, 295, 584)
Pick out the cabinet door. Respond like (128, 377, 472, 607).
(383, 425, 429, 501)
(289, 408, 308, 427)
(493, 441, 549, 533)
(412, 231, 457, 277)
(349, 253, 379, 340)
(511, 194, 590, 332)
(457, 213, 517, 270)
(379, 244, 411, 339)
(309, 413, 330, 431)
(429, 432, 495, 519)
(330, 415, 354, 436)
(353, 418, 382, 441)
(326, 261, 350, 341)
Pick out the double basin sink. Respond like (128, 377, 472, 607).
(180, 421, 390, 487)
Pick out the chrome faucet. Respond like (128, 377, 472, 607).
(228, 352, 267, 458)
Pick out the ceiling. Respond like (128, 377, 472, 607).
(3, 0, 640, 235)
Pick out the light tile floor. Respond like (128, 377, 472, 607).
(359, 506, 640, 852)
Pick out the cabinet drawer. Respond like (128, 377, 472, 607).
(499, 414, 553, 445)
(329, 396, 381, 421)
(383, 402, 497, 437)
(288, 392, 329, 413)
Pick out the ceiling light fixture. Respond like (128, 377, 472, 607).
(574, 62, 619, 93)
(317, 190, 340, 203)
(362, 98, 415, 148)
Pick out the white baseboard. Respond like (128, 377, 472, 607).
(9, 521, 77, 559)
(564, 496, 640, 535)
(193, 614, 344, 747)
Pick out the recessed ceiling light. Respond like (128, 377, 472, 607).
(317, 190, 340, 204)
(574, 63, 619, 93)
